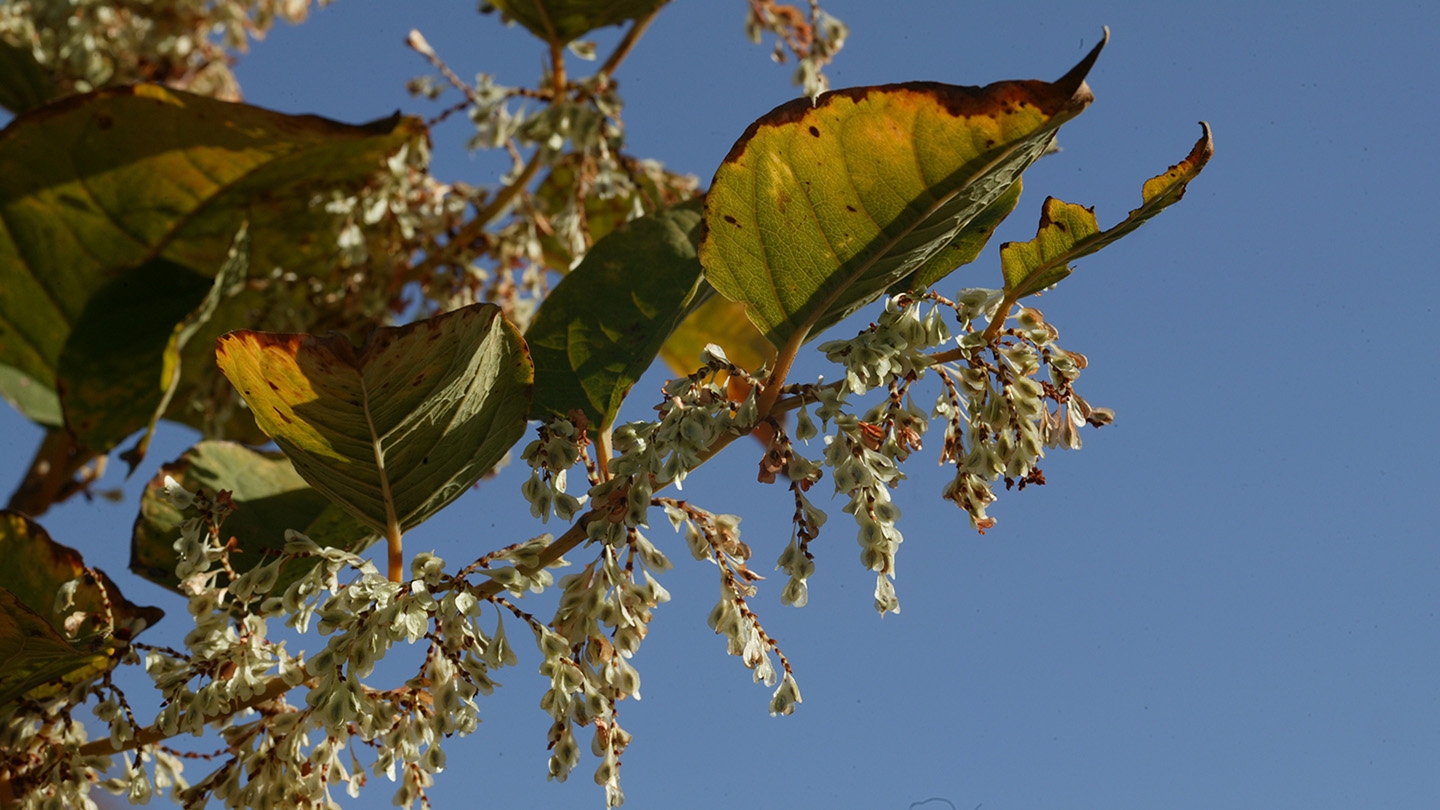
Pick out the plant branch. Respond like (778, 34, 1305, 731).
(599, 6, 664, 78)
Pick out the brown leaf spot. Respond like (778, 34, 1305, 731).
(846, 204, 857, 213)
(723, 214, 740, 227)
(808, 125, 820, 138)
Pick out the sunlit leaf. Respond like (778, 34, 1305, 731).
(527, 199, 706, 428)
(0, 84, 423, 431)
(700, 34, 1105, 351)
(488, 0, 666, 44)
(0, 511, 163, 709)
(216, 303, 533, 536)
(131, 441, 377, 593)
(1001, 122, 1214, 300)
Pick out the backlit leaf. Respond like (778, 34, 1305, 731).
(1001, 122, 1214, 300)
(216, 303, 533, 535)
(700, 34, 1105, 352)
(659, 293, 776, 377)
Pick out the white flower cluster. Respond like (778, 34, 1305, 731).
(932, 295, 1113, 532)
(521, 415, 589, 523)
(537, 530, 670, 807)
(0, 0, 330, 102)
(743, 0, 849, 98)
(660, 501, 802, 718)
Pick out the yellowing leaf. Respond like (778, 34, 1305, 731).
(700, 34, 1105, 353)
(1001, 122, 1214, 300)
(659, 294, 776, 377)
(216, 303, 533, 540)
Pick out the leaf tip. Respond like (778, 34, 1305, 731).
(1055, 28, 1109, 99)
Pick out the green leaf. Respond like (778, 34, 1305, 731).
(892, 178, 1023, 293)
(0, 363, 60, 426)
(0, 84, 423, 428)
(488, 0, 666, 45)
(0, 40, 56, 115)
(116, 227, 252, 471)
(0, 511, 163, 709)
(215, 303, 534, 536)
(527, 200, 707, 428)
(131, 441, 377, 593)
(700, 34, 1106, 351)
(56, 258, 214, 458)
(1001, 122, 1214, 300)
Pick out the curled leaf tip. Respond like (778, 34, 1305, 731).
(1054, 27, 1109, 99)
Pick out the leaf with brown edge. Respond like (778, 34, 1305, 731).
(0, 511, 164, 709)
(215, 304, 533, 559)
(131, 440, 378, 594)
(700, 32, 1106, 354)
(1000, 122, 1214, 300)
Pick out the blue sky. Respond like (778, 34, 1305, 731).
(3, 2, 1438, 808)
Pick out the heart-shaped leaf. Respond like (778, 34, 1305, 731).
(700, 34, 1106, 352)
(1001, 122, 1214, 300)
(216, 303, 533, 544)
(131, 441, 378, 593)
(0, 511, 164, 709)
(0, 84, 423, 430)
(527, 199, 707, 428)
(488, 0, 667, 45)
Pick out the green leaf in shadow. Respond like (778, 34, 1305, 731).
(488, 0, 667, 45)
(527, 199, 707, 428)
(0, 85, 422, 433)
(131, 441, 377, 593)
(0, 40, 56, 115)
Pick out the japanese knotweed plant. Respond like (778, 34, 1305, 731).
(0, 3, 1213, 807)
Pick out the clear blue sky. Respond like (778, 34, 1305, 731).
(3, 2, 1437, 809)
